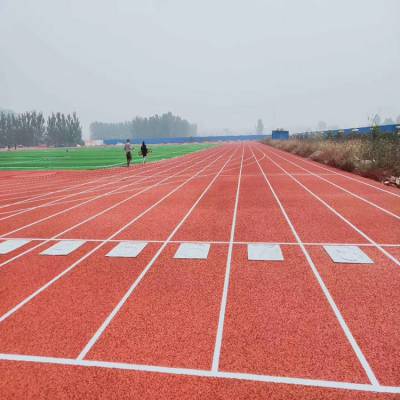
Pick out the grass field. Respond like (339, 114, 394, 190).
(0, 144, 216, 170)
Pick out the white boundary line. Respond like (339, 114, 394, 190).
(0, 173, 152, 223)
(0, 146, 214, 213)
(0, 168, 134, 206)
(257, 146, 400, 267)
(0, 148, 232, 323)
(0, 353, 399, 394)
(0, 237, 398, 247)
(77, 146, 239, 359)
(267, 149, 400, 220)
(250, 144, 380, 386)
(264, 144, 400, 198)
(0, 145, 215, 207)
(0, 174, 181, 218)
(0, 148, 221, 237)
(0, 148, 222, 270)
(212, 146, 244, 371)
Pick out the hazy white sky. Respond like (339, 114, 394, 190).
(1, 0, 399, 137)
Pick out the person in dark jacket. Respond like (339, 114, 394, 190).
(140, 141, 148, 164)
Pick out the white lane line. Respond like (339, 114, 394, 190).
(268, 149, 400, 220)
(1, 353, 399, 394)
(211, 146, 244, 371)
(250, 144, 380, 387)
(0, 149, 222, 270)
(0, 168, 134, 209)
(1, 236, 399, 247)
(0, 149, 231, 324)
(1, 148, 220, 237)
(0, 175, 184, 217)
(0, 145, 216, 208)
(77, 147, 238, 360)
(258, 147, 400, 267)
(265, 144, 400, 198)
(0, 147, 215, 221)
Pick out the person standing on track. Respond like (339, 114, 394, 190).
(124, 139, 133, 167)
(140, 141, 148, 164)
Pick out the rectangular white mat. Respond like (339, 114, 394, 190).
(324, 245, 373, 264)
(174, 243, 210, 259)
(106, 242, 147, 258)
(0, 239, 31, 254)
(41, 240, 86, 256)
(248, 244, 284, 261)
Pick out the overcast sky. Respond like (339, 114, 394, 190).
(1, 0, 399, 137)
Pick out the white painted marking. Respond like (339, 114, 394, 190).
(212, 146, 244, 371)
(0, 148, 230, 327)
(174, 243, 210, 259)
(324, 245, 373, 264)
(0, 239, 31, 254)
(258, 148, 400, 268)
(248, 243, 284, 261)
(106, 242, 147, 258)
(0, 145, 215, 227)
(41, 240, 86, 256)
(0, 148, 221, 271)
(251, 144, 380, 386)
(77, 148, 238, 360)
(270, 146, 400, 198)
(269, 149, 400, 220)
(0, 353, 399, 394)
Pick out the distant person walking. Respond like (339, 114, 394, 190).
(124, 139, 133, 167)
(140, 141, 148, 164)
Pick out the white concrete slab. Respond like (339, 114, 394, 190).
(41, 240, 86, 256)
(324, 245, 373, 264)
(0, 239, 31, 254)
(248, 244, 284, 261)
(106, 242, 147, 258)
(174, 243, 210, 259)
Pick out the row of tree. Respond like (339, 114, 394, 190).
(0, 111, 83, 147)
(90, 112, 197, 140)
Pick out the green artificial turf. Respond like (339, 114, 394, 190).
(0, 144, 216, 170)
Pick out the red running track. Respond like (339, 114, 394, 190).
(0, 142, 399, 399)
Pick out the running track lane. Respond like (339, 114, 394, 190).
(262, 143, 400, 197)
(1, 148, 221, 238)
(0, 147, 236, 357)
(86, 244, 229, 368)
(218, 244, 369, 383)
(263, 149, 400, 243)
(111, 151, 236, 241)
(0, 146, 218, 219)
(255, 156, 368, 244)
(306, 245, 400, 386)
(83, 150, 242, 364)
(234, 147, 295, 243)
(3, 148, 228, 304)
(0, 143, 399, 399)
(0, 241, 99, 315)
(0, 145, 216, 203)
(265, 147, 400, 216)
(2, 361, 398, 400)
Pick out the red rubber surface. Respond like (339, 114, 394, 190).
(0, 142, 398, 399)
(306, 245, 400, 386)
(87, 244, 228, 368)
(0, 242, 162, 357)
(2, 361, 398, 400)
(219, 245, 368, 383)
